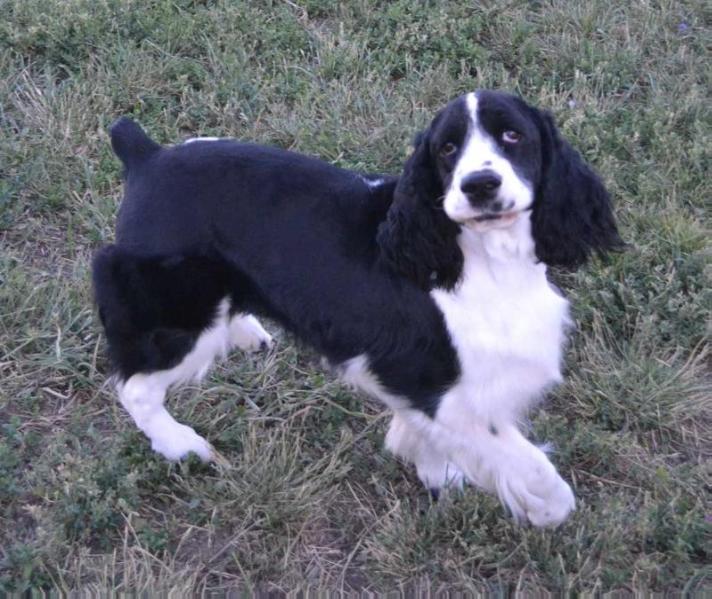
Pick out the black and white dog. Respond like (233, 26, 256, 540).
(93, 90, 622, 527)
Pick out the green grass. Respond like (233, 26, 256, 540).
(1, 0, 710, 593)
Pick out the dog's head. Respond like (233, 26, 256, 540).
(378, 90, 623, 289)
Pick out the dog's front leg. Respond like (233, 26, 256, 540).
(386, 411, 465, 498)
(397, 407, 575, 527)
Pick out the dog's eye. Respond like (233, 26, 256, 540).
(440, 142, 458, 157)
(502, 130, 522, 144)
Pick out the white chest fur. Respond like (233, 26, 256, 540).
(431, 216, 570, 423)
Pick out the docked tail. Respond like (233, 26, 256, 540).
(110, 117, 161, 170)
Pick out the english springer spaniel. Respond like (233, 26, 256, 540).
(93, 90, 622, 527)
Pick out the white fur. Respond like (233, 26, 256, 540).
(428, 216, 574, 525)
(385, 412, 465, 491)
(433, 217, 570, 422)
(183, 137, 221, 144)
(339, 354, 408, 411)
(345, 215, 575, 526)
(390, 408, 574, 526)
(443, 93, 533, 225)
(361, 176, 384, 189)
(340, 356, 464, 491)
(117, 301, 272, 461)
(229, 313, 273, 352)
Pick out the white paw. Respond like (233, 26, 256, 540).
(385, 412, 464, 497)
(150, 423, 213, 462)
(229, 314, 273, 352)
(416, 456, 466, 496)
(498, 456, 575, 527)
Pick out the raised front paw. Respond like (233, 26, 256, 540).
(498, 454, 575, 527)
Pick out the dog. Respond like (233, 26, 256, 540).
(93, 90, 622, 527)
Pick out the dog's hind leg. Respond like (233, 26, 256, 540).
(115, 298, 233, 461)
(93, 247, 239, 461)
(228, 313, 273, 352)
(118, 373, 213, 461)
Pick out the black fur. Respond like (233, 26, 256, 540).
(92, 246, 233, 379)
(531, 110, 624, 267)
(93, 92, 621, 419)
(110, 117, 160, 171)
(376, 127, 463, 290)
(94, 119, 461, 415)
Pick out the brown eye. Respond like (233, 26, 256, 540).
(502, 130, 522, 144)
(440, 142, 457, 156)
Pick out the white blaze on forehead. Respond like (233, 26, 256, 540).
(458, 92, 501, 172)
(442, 92, 533, 228)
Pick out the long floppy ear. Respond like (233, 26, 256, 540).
(377, 131, 463, 290)
(531, 111, 624, 268)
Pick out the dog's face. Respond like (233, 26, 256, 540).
(432, 91, 542, 232)
(378, 90, 623, 289)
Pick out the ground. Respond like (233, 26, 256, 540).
(0, 0, 710, 594)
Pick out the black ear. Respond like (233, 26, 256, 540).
(377, 131, 463, 290)
(532, 111, 624, 268)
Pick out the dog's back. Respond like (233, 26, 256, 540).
(109, 119, 393, 259)
(94, 119, 408, 381)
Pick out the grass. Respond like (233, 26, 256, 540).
(0, 0, 710, 593)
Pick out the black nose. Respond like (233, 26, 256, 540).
(460, 170, 502, 205)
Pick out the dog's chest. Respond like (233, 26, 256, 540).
(431, 228, 570, 399)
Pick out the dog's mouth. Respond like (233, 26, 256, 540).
(467, 211, 520, 226)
